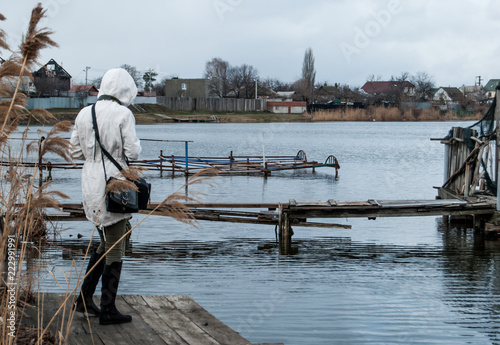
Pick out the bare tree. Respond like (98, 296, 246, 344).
(367, 74, 382, 82)
(395, 71, 410, 82)
(91, 76, 103, 88)
(240, 64, 259, 98)
(120, 64, 143, 89)
(261, 77, 292, 93)
(411, 71, 435, 101)
(227, 65, 244, 98)
(153, 77, 169, 96)
(302, 47, 316, 103)
(204, 57, 230, 97)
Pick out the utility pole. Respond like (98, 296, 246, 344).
(84, 66, 91, 94)
(476, 75, 482, 86)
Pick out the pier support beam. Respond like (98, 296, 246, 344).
(496, 85, 500, 211)
(278, 205, 292, 255)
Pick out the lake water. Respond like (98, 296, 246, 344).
(34, 121, 500, 344)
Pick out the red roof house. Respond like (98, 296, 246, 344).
(69, 84, 99, 96)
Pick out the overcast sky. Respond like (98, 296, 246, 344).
(2, 0, 499, 89)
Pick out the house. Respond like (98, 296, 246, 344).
(32, 59, 71, 96)
(459, 85, 485, 103)
(69, 84, 99, 96)
(164, 78, 212, 98)
(267, 101, 307, 114)
(433, 87, 463, 109)
(361, 81, 415, 97)
(275, 91, 295, 101)
(484, 79, 500, 100)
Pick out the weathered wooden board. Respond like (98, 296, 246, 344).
(27, 294, 266, 345)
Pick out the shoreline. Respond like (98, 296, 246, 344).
(41, 105, 483, 125)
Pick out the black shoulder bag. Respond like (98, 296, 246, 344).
(91, 104, 151, 213)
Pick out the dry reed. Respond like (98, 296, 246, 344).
(0, 4, 75, 345)
(309, 106, 483, 122)
(0, 5, 216, 345)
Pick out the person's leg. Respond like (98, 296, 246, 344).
(100, 219, 132, 325)
(74, 228, 106, 316)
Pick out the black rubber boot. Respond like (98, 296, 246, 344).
(74, 250, 105, 317)
(99, 261, 132, 325)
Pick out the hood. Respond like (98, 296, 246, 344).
(97, 68, 138, 106)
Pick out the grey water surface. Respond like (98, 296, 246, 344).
(36, 121, 500, 345)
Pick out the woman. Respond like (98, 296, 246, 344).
(70, 68, 141, 325)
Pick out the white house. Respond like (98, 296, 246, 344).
(433, 87, 463, 110)
(266, 101, 307, 114)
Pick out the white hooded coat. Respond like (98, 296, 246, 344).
(70, 68, 141, 227)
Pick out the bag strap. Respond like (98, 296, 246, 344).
(97, 94, 122, 105)
(91, 104, 125, 177)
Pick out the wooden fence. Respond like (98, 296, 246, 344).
(157, 97, 263, 112)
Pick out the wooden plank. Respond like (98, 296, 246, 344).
(71, 319, 104, 345)
(167, 295, 252, 345)
(81, 320, 132, 345)
(141, 295, 221, 345)
(122, 295, 188, 345)
(39, 294, 106, 345)
(111, 295, 169, 345)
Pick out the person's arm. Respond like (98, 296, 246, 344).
(70, 121, 85, 160)
(121, 110, 142, 161)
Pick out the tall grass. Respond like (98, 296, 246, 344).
(0, 4, 70, 345)
(309, 106, 483, 122)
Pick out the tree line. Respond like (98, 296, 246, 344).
(92, 49, 441, 107)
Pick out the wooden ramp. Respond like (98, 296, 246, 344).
(33, 294, 282, 345)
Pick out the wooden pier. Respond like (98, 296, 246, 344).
(48, 195, 497, 255)
(28, 294, 282, 345)
(0, 149, 340, 179)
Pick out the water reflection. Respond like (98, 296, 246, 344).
(438, 219, 500, 343)
(34, 218, 500, 344)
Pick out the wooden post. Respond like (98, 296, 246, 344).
(185, 141, 189, 177)
(159, 150, 163, 177)
(278, 204, 292, 255)
(496, 85, 500, 211)
(38, 136, 45, 188)
(47, 161, 52, 181)
(464, 163, 471, 197)
(444, 142, 450, 184)
(171, 155, 175, 177)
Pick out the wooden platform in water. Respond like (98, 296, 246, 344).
(32, 294, 282, 345)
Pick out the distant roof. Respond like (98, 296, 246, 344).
(361, 81, 415, 94)
(276, 91, 295, 97)
(484, 79, 500, 92)
(69, 84, 98, 92)
(33, 58, 72, 78)
(436, 87, 463, 101)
